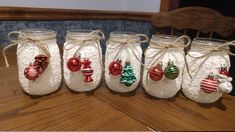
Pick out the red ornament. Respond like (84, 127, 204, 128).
(200, 74, 218, 93)
(24, 64, 39, 80)
(219, 66, 230, 77)
(67, 55, 82, 72)
(148, 63, 164, 81)
(82, 58, 94, 82)
(34, 54, 49, 74)
(109, 59, 122, 75)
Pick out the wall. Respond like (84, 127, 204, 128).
(0, 0, 161, 12)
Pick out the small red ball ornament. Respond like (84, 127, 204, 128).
(148, 62, 164, 81)
(67, 55, 82, 72)
(109, 59, 122, 75)
(82, 58, 94, 82)
(200, 73, 218, 93)
(24, 64, 39, 80)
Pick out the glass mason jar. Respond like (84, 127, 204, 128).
(63, 30, 103, 92)
(105, 32, 147, 93)
(182, 38, 232, 103)
(16, 29, 62, 95)
(143, 34, 190, 98)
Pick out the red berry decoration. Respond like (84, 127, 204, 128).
(34, 54, 49, 74)
(219, 66, 230, 77)
(67, 55, 82, 72)
(200, 73, 218, 93)
(109, 59, 122, 75)
(82, 58, 94, 82)
(148, 62, 164, 81)
(24, 64, 39, 80)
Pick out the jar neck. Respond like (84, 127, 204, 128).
(19, 29, 56, 40)
(109, 32, 140, 41)
(192, 38, 227, 49)
(150, 34, 185, 46)
(66, 30, 101, 40)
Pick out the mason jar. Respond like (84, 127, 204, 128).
(105, 32, 148, 93)
(143, 34, 190, 98)
(182, 38, 232, 103)
(63, 30, 103, 92)
(15, 29, 62, 95)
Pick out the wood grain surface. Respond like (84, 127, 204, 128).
(0, 47, 235, 131)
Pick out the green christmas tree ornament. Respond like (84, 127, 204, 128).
(120, 61, 137, 86)
(164, 60, 179, 80)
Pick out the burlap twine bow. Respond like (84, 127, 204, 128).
(106, 33, 149, 65)
(187, 40, 235, 79)
(64, 30, 105, 68)
(2, 31, 52, 68)
(145, 35, 192, 81)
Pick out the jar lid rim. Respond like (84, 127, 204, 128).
(193, 37, 227, 43)
(20, 29, 55, 35)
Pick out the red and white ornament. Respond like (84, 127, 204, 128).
(200, 74, 218, 93)
(82, 58, 94, 82)
(109, 59, 122, 75)
(148, 62, 164, 81)
(24, 64, 39, 80)
(67, 54, 82, 72)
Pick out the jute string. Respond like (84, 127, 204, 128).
(187, 40, 235, 78)
(64, 30, 105, 68)
(2, 31, 53, 68)
(106, 33, 149, 65)
(145, 35, 192, 79)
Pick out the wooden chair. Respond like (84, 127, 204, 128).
(151, 6, 235, 39)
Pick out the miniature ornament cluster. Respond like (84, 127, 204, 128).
(200, 66, 232, 94)
(67, 54, 94, 82)
(148, 60, 179, 81)
(24, 54, 49, 81)
(109, 59, 137, 87)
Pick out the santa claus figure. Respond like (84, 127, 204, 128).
(217, 66, 233, 93)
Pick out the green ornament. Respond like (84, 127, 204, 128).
(164, 60, 179, 80)
(120, 61, 137, 86)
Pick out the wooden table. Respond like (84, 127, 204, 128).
(0, 46, 235, 131)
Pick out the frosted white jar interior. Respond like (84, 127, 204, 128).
(17, 29, 62, 95)
(63, 30, 103, 92)
(143, 35, 186, 98)
(182, 38, 231, 103)
(105, 32, 142, 93)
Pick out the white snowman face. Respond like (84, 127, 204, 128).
(218, 77, 233, 94)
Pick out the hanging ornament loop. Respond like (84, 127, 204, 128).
(146, 35, 192, 79)
(188, 40, 235, 77)
(65, 30, 104, 55)
(64, 30, 104, 68)
(2, 31, 52, 68)
(106, 33, 149, 66)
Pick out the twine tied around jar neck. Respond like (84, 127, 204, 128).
(2, 31, 52, 68)
(145, 35, 192, 79)
(64, 30, 105, 68)
(65, 30, 104, 56)
(106, 33, 149, 65)
(188, 40, 235, 75)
